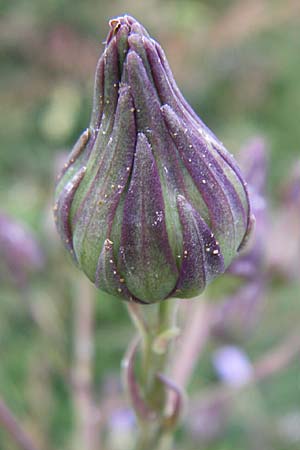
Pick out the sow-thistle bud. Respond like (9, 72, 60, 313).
(54, 15, 251, 304)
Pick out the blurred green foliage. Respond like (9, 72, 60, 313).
(1, 0, 300, 449)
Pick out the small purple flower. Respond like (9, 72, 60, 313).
(108, 408, 136, 431)
(212, 345, 253, 386)
(54, 15, 251, 303)
(107, 408, 136, 450)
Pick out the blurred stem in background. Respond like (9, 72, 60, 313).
(170, 298, 212, 390)
(124, 300, 182, 450)
(0, 399, 39, 450)
(72, 276, 98, 450)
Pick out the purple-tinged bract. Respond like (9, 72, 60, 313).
(54, 15, 251, 304)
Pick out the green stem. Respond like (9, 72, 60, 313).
(126, 300, 179, 450)
(126, 303, 150, 382)
(144, 301, 172, 411)
(134, 424, 172, 450)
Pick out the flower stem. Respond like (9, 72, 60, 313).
(125, 300, 180, 450)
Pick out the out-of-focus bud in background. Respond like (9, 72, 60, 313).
(228, 136, 268, 280)
(267, 160, 300, 280)
(211, 137, 268, 339)
(0, 213, 45, 288)
(212, 279, 265, 340)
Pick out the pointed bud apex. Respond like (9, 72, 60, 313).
(54, 15, 251, 304)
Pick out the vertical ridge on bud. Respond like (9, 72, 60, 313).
(71, 86, 136, 280)
(175, 195, 225, 298)
(54, 15, 251, 303)
(119, 133, 178, 303)
(54, 166, 86, 258)
(161, 104, 247, 265)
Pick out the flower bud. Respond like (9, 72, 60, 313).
(54, 15, 251, 304)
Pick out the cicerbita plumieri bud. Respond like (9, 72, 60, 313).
(54, 15, 251, 304)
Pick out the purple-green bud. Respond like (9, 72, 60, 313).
(54, 15, 251, 304)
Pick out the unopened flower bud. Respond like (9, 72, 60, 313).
(54, 15, 251, 304)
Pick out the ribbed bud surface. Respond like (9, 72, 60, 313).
(54, 15, 251, 304)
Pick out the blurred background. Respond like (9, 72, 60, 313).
(1, 0, 300, 449)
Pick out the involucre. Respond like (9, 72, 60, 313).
(54, 15, 251, 304)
